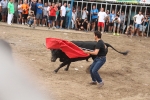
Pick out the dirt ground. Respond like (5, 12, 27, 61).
(0, 25, 150, 100)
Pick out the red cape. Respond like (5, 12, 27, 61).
(46, 38, 89, 58)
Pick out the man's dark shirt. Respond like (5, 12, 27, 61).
(95, 40, 106, 57)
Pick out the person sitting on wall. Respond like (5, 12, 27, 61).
(75, 17, 82, 30)
(125, 24, 134, 38)
(27, 11, 36, 28)
(78, 18, 90, 32)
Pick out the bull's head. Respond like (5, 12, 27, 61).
(50, 49, 60, 62)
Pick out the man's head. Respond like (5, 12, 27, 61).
(44, 3, 47, 7)
(24, 0, 27, 4)
(55, 3, 58, 7)
(83, 7, 87, 10)
(112, 10, 115, 14)
(93, 5, 96, 9)
(73, 9, 76, 13)
(58, 3, 61, 7)
(100, 8, 104, 12)
(64, 2, 66, 7)
(139, 11, 142, 15)
(38, 0, 41, 3)
(48, 2, 51, 6)
(19, 0, 22, 4)
(106, 10, 109, 14)
(52, 2, 55, 6)
(121, 11, 124, 15)
(68, 4, 70, 8)
(94, 31, 102, 40)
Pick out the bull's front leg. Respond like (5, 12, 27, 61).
(54, 60, 70, 73)
(64, 62, 71, 71)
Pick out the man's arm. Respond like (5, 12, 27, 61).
(60, 7, 62, 17)
(85, 49, 99, 55)
(133, 15, 137, 23)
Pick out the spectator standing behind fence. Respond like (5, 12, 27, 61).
(42, 3, 47, 27)
(7, 0, 14, 25)
(133, 11, 144, 36)
(47, 2, 51, 28)
(125, 24, 134, 38)
(49, 2, 58, 29)
(109, 10, 115, 33)
(56, 3, 61, 29)
(21, 0, 29, 25)
(104, 10, 109, 32)
(65, 4, 71, 28)
(71, 9, 76, 29)
(98, 8, 107, 33)
(82, 7, 88, 21)
(91, 5, 98, 31)
(36, 0, 43, 26)
(18, 0, 22, 24)
(60, 2, 66, 29)
(1, 0, 8, 22)
(13, 0, 18, 23)
(76, 6, 81, 19)
(113, 14, 120, 36)
(119, 11, 125, 34)
(30, 0, 37, 16)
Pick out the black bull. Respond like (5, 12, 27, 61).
(50, 41, 128, 73)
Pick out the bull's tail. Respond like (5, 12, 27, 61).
(105, 43, 129, 55)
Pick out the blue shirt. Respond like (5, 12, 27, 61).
(91, 9, 98, 19)
(66, 7, 71, 17)
(109, 13, 116, 22)
(36, 3, 43, 14)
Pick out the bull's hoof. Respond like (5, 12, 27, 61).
(64, 68, 68, 71)
(54, 70, 58, 73)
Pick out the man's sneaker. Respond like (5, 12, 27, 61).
(89, 81, 97, 85)
(117, 33, 120, 36)
(22, 23, 24, 25)
(32, 26, 35, 29)
(25, 23, 27, 25)
(43, 25, 45, 27)
(56, 26, 59, 29)
(113, 33, 116, 35)
(52, 26, 56, 30)
(98, 82, 104, 88)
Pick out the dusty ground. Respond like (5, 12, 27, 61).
(0, 25, 150, 100)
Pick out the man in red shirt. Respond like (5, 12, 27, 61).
(49, 2, 58, 29)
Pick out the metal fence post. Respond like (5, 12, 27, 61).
(123, 5, 127, 34)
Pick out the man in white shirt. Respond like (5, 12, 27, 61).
(82, 7, 88, 21)
(98, 8, 107, 33)
(60, 2, 66, 29)
(133, 11, 144, 36)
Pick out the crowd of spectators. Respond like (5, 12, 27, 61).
(0, 0, 150, 37)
